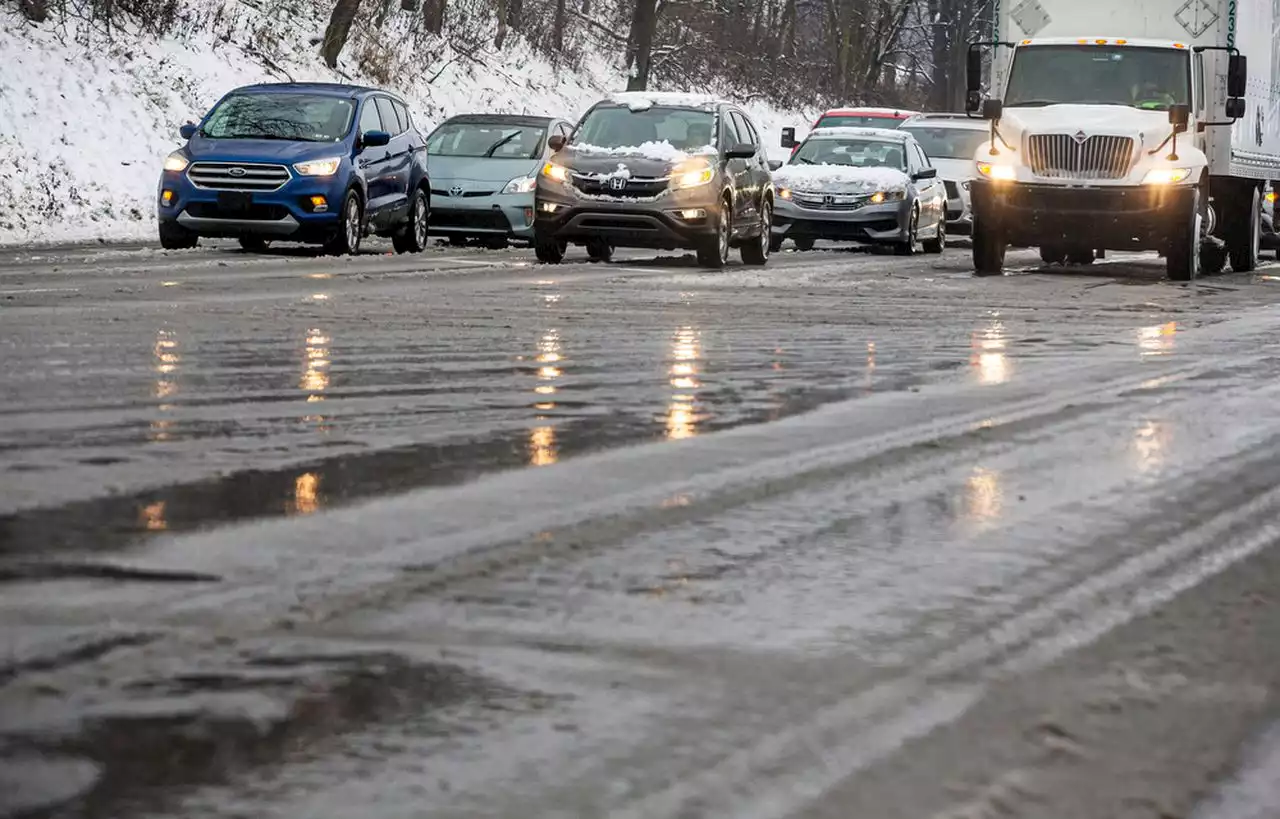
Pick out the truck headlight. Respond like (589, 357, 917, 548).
(163, 152, 189, 172)
(293, 157, 343, 177)
(502, 175, 538, 194)
(1141, 167, 1193, 185)
(976, 161, 1016, 181)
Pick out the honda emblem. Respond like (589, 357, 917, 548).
(823, 194, 834, 206)
(449, 185, 463, 197)
(228, 167, 247, 177)
(608, 177, 627, 191)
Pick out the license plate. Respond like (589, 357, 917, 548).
(217, 191, 253, 212)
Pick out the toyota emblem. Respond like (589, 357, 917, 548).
(608, 177, 627, 191)
(227, 167, 247, 177)
(449, 185, 463, 197)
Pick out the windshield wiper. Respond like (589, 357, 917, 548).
(211, 133, 316, 141)
(1004, 100, 1059, 108)
(483, 131, 522, 157)
(794, 157, 814, 164)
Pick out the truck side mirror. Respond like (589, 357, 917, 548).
(1226, 97, 1246, 119)
(966, 48, 982, 98)
(1228, 53, 1247, 98)
(1168, 103, 1190, 132)
(981, 99, 1004, 121)
(780, 127, 796, 149)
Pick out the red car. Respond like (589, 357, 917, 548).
(781, 107, 921, 153)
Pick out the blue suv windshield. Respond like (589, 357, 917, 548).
(201, 93, 355, 142)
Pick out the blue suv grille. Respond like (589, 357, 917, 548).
(188, 161, 291, 192)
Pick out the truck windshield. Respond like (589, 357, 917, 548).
(1005, 45, 1190, 111)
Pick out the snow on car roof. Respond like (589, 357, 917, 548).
(807, 126, 910, 140)
(606, 92, 725, 111)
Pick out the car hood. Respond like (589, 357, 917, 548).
(773, 164, 911, 194)
(184, 135, 349, 163)
(428, 155, 541, 185)
(999, 104, 1173, 152)
(555, 143, 716, 179)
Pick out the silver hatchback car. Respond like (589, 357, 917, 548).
(425, 114, 575, 247)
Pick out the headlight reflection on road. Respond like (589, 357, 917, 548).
(150, 329, 180, 442)
(138, 500, 168, 531)
(534, 330, 562, 400)
(667, 326, 704, 440)
(970, 320, 1009, 386)
(294, 472, 321, 514)
(301, 329, 330, 401)
(1131, 418, 1172, 474)
(964, 466, 1004, 525)
(529, 328, 564, 466)
(528, 425, 558, 467)
(1136, 321, 1177, 357)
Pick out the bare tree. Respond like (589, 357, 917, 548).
(321, 0, 364, 67)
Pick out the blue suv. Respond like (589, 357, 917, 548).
(157, 83, 430, 255)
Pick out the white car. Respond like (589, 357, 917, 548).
(900, 114, 991, 235)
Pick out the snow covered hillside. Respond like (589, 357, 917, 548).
(0, 3, 812, 246)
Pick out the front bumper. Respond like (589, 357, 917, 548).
(772, 197, 910, 244)
(534, 183, 719, 250)
(429, 190, 536, 240)
(156, 169, 345, 241)
(970, 180, 1196, 250)
(1262, 206, 1280, 249)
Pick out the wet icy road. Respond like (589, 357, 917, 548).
(7, 241, 1280, 817)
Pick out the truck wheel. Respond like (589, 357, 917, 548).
(1039, 244, 1065, 265)
(1166, 190, 1202, 282)
(972, 218, 1006, 277)
(159, 221, 198, 250)
(1066, 247, 1095, 265)
(1200, 242, 1227, 275)
(1227, 184, 1261, 272)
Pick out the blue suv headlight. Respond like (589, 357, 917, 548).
(163, 152, 189, 172)
(293, 157, 343, 177)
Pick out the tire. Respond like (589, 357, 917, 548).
(894, 208, 920, 256)
(484, 236, 510, 250)
(794, 237, 815, 252)
(740, 197, 772, 266)
(158, 221, 198, 250)
(392, 189, 429, 254)
(534, 231, 566, 264)
(1166, 189, 1202, 282)
(1201, 242, 1227, 275)
(448, 235, 468, 247)
(768, 237, 783, 253)
(922, 216, 946, 254)
(324, 190, 363, 256)
(1066, 247, 1095, 265)
(1039, 244, 1066, 265)
(586, 238, 614, 262)
(972, 215, 1007, 277)
(696, 198, 732, 268)
(238, 236, 267, 253)
(1228, 184, 1261, 272)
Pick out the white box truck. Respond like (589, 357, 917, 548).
(964, 0, 1280, 279)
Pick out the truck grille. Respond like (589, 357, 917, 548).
(570, 173, 669, 199)
(1025, 134, 1134, 180)
(791, 192, 872, 211)
(187, 161, 291, 192)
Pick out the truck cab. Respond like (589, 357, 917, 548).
(964, 0, 1276, 281)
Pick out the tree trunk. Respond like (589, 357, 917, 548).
(18, 0, 49, 22)
(422, 0, 445, 34)
(494, 0, 509, 47)
(321, 0, 364, 68)
(626, 0, 658, 90)
(553, 0, 567, 49)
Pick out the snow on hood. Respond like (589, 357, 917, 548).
(772, 163, 910, 194)
(572, 141, 716, 163)
(929, 157, 975, 181)
(1001, 104, 1174, 151)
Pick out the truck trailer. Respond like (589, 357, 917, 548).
(964, 0, 1280, 279)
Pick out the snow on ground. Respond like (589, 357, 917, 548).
(0, 6, 811, 246)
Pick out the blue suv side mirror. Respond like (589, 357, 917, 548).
(179, 123, 198, 140)
(362, 130, 391, 148)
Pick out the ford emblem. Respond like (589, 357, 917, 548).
(228, 167, 247, 177)
(609, 177, 627, 191)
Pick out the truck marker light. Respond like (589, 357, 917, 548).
(1116, 39, 1127, 44)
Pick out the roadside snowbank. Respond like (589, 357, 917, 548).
(0, 8, 811, 246)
